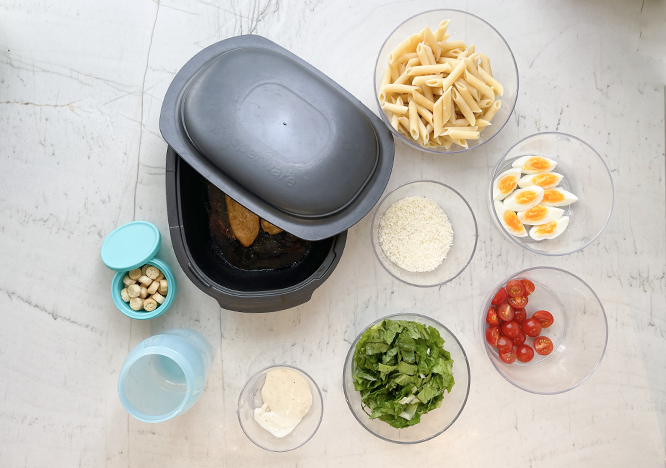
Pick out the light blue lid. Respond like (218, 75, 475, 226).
(101, 221, 161, 271)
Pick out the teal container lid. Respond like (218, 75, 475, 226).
(101, 221, 162, 271)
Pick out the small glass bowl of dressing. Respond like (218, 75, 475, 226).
(237, 365, 323, 452)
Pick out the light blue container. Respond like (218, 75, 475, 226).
(101, 221, 177, 319)
(118, 328, 213, 423)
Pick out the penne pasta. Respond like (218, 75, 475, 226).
(415, 102, 434, 126)
(406, 57, 421, 68)
(408, 101, 419, 140)
(441, 86, 453, 124)
(434, 19, 450, 41)
(442, 135, 454, 149)
(420, 84, 435, 102)
(396, 52, 418, 64)
(389, 36, 417, 64)
(394, 68, 412, 85)
(377, 18, 504, 150)
(438, 40, 467, 51)
(412, 89, 435, 111)
(390, 112, 400, 130)
(412, 74, 443, 85)
(423, 26, 442, 60)
(382, 102, 409, 115)
(382, 83, 420, 94)
(457, 77, 480, 101)
(444, 129, 480, 140)
(483, 100, 502, 122)
(478, 66, 504, 96)
(478, 52, 492, 75)
(464, 56, 484, 83)
(433, 95, 444, 137)
(418, 117, 429, 146)
(452, 88, 476, 126)
(407, 63, 453, 76)
(398, 116, 410, 132)
(455, 82, 482, 113)
(464, 70, 495, 100)
(439, 59, 467, 91)
(389, 62, 400, 82)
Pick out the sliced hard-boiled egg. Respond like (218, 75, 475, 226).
(494, 201, 527, 237)
(512, 156, 558, 174)
(503, 186, 544, 212)
(529, 216, 569, 241)
(541, 187, 578, 207)
(517, 205, 564, 225)
(493, 168, 522, 200)
(517, 172, 563, 189)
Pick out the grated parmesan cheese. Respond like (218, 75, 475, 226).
(378, 196, 453, 272)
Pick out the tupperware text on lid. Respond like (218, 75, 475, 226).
(160, 35, 394, 241)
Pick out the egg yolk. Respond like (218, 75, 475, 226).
(526, 157, 551, 172)
(504, 211, 525, 234)
(533, 173, 559, 187)
(516, 190, 538, 205)
(534, 221, 557, 236)
(543, 190, 565, 203)
(499, 175, 517, 194)
(523, 205, 548, 221)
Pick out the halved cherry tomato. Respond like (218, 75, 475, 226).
(516, 344, 534, 363)
(497, 303, 514, 321)
(513, 307, 527, 323)
(522, 318, 542, 337)
(491, 287, 508, 306)
(485, 325, 500, 347)
(500, 320, 521, 338)
(513, 329, 526, 345)
(534, 336, 553, 355)
(532, 310, 554, 328)
(521, 279, 535, 296)
(506, 280, 526, 297)
(508, 295, 528, 308)
(499, 348, 516, 364)
(497, 335, 513, 353)
(486, 307, 500, 326)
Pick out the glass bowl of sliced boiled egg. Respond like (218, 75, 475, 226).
(488, 132, 614, 255)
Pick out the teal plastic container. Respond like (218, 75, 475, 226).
(118, 328, 213, 423)
(101, 221, 177, 319)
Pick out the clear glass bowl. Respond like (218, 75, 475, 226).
(343, 313, 470, 444)
(371, 180, 478, 287)
(237, 365, 323, 452)
(489, 132, 614, 255)
(374, 9, 519, 153)
(481, 267, 608, 394)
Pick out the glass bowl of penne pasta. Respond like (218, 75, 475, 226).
(374, 10, 518, 153)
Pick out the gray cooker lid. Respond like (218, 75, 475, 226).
(160, 35, 394, 240)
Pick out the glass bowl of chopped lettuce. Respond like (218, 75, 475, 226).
(343, 313, 470, 443)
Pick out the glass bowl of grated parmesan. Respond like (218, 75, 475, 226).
(371, 180, 478, 287)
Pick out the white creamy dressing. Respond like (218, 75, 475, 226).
(253, 368, 313, 438)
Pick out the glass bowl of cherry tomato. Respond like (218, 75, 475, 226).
(481, 266, 608, 394)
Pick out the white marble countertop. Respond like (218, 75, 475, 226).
(1, 0, 665, 466)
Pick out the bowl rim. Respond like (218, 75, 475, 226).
(373, 8, 519, 154)
(480, 266, 609, 395)
(489, 131, 615, 256)
(236, 364, 324, 452)
(371, 180, 479, 287)
(342, 312, 471, 444)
